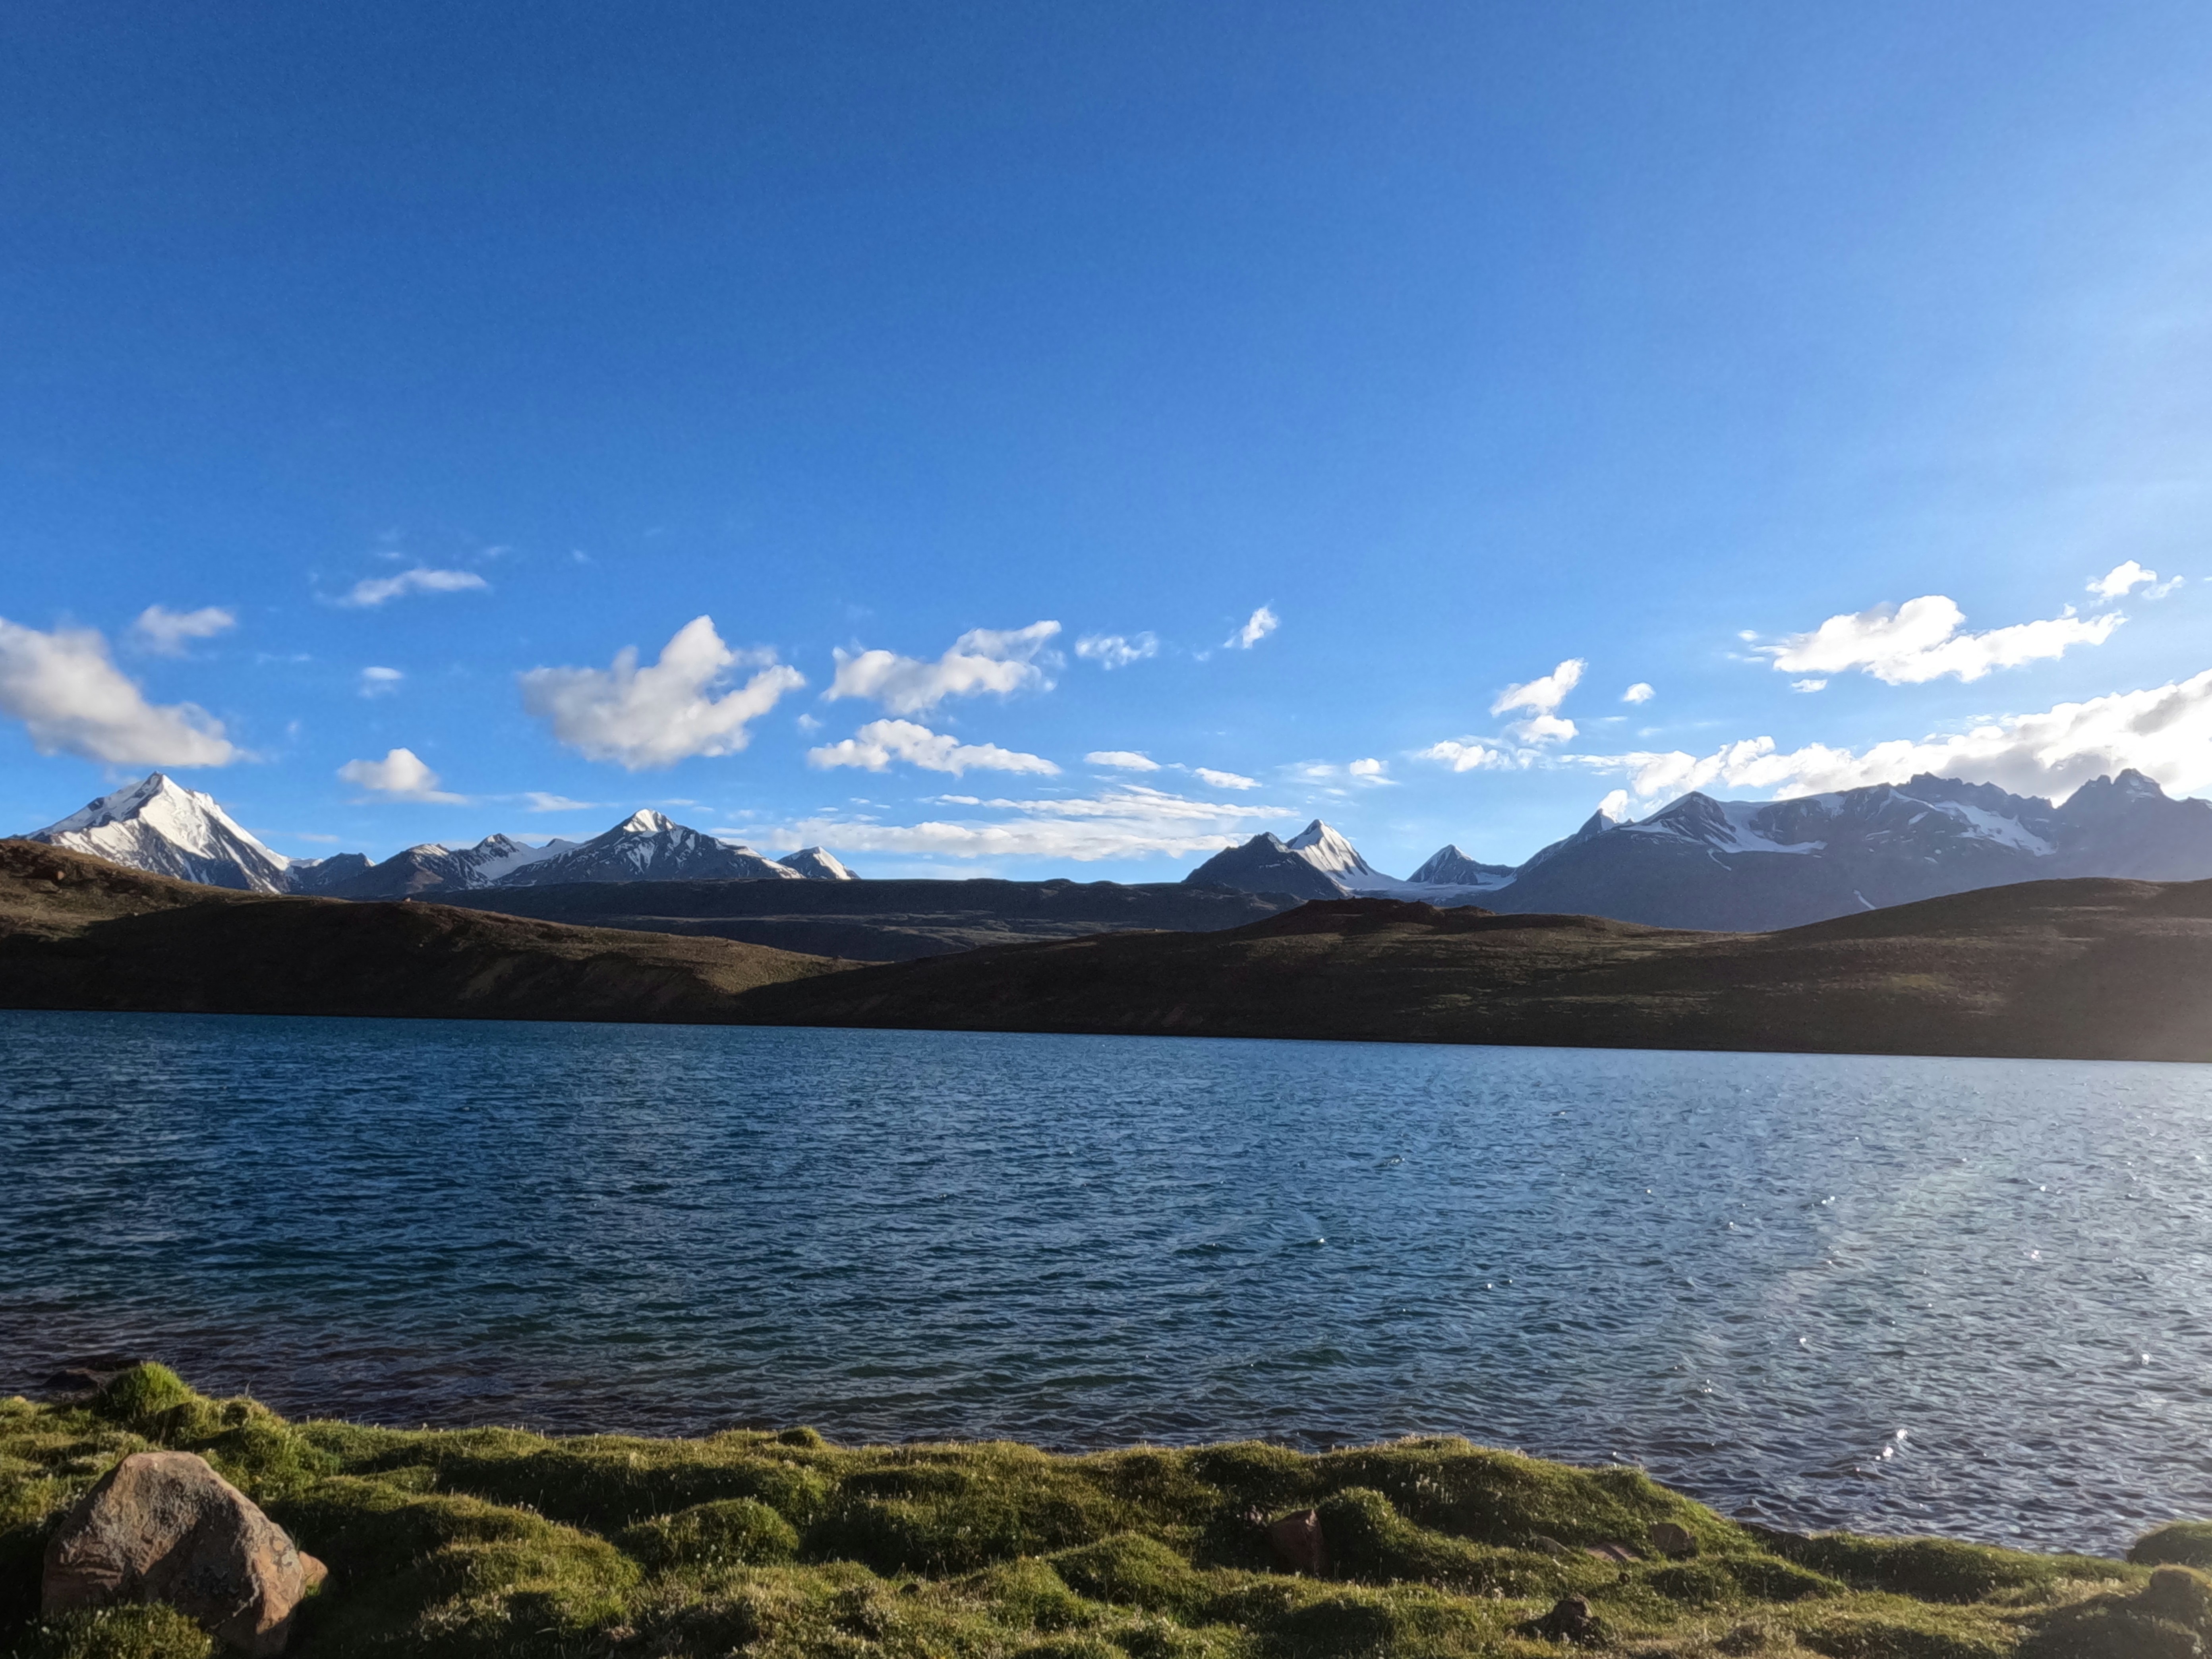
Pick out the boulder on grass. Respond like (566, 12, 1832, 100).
(42, 1451, 326, 1656)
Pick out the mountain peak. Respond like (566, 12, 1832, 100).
(29, 772, 292, 891)
(617, 809, 677, 835)
(779, 846, 859, 881)
(1286, 819, 1385, 880)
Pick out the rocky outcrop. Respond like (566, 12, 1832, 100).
(42, 1451, 325, 1655)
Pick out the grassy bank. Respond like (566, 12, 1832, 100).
(4, 1367, 2208, 1658)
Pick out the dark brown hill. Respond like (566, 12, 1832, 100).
(0, 841, 845, 1023)
(733, 888, 2212, 1062)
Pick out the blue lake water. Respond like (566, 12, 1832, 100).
(5, 1009, 2211, 1556)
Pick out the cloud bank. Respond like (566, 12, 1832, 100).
(0, 617, 238, 766)
(767, 782, 1282, 864)
(519, 616, 804, 770)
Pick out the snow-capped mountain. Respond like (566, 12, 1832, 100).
(1285, 819, 1384, 884)
(1407, 844, 1517, 888)
(778, 846, 859, 881)
(492, 810, 804, 887)
(1185, 772, 2212, 931)
(25, 774, 298, 893)
(1185, 832, 1360, 901)
(324, 833, 577, 899)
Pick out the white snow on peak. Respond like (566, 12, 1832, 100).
(1622, 797, 1824, 856)
(29, 772, 294, 891)
(778, 846, 858, 881)
(617, 809, 677, 835)
(1287, 819, 1390, 881)
(1925, 800, 2054, 856)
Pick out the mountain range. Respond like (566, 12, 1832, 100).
(1186, 770, 2212, 931)
(22, 777, 858, 899)
(23, 768, 2212, 936)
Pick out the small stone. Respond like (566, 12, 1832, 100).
(1649, 1520, 1698, 1558)
(1518, 1595, 1608, 1647)
(1583, 1541, 1638, 1563)
(43, 1450, 323, 1655)
(1266, 1508, 1330, 1576)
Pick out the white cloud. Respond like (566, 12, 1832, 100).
(523, 792, 602, 812)
(1622, 682, 1654, 704)
(1510, 713, 1577, 745)
(518, 616, 804, 770)
(1761, 594, 2121, 684)
(826, 621, 1060, 715)
(1075, 632, 1159, 669)
(1792, 678, 1829, 693)
(1347, 758, 1393, 785)
(2088, 560, 2152, 599)
(131, 605, 236, 655)
(808, 718, 1060, 777)
(1086, 750, 1160, 770)
(762, 782, 1282, 864)
(339, 567, 491, 608)
(1225, 605, 1279, 650)
(337, 747, 466, 803)
(2088, 560, 2186, 602)
(1492, 659, 1585, 717)
(1417, 739, 1525, 773)
(0, 617, 239, 766)
(359, 665, 403, 698)
(1193, 766, 1259, 790)
(1596, 789, 1631, 821)
(1571, 668, 2212, 806)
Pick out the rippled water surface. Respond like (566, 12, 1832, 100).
(6, 1009, 2212, 1554)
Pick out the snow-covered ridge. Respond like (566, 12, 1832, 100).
(29, 773, 295, 893)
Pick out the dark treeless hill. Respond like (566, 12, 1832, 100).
(733, 887, 2212, 1063)
(449, 876, 1298, 961)
(0, 841, 846, 1023)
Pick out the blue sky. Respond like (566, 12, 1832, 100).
(6, 2, 2212, 878)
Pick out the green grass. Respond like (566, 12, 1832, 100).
(0, 1367, 2200, 1657)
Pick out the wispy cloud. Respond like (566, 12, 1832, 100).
(826, 622, 1060, 715)
(0, 617, 238, 766)
(519, 616, 804, 770)
(522, 792, 603, 812)
(359, 665, 403, 698)
(1192, 766, 1259, 790)
(1622, 681, 1655, 704)
(131, 605, 236, 656)
(1224, 605, 1279, 650)
(1075, 632, 1159, 669)
(808, 718, 1060, 777)
(1085, 750, 1159, 770)
(337, 746, 467, 803)
(338, 567, 491, 608)
(1758, 594, 2120, 684)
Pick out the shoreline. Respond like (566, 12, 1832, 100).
(5, 1366, 2206, 1658)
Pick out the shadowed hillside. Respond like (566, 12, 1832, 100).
(734, 888, 2212, 1063)
(0, 841, 846, 1024)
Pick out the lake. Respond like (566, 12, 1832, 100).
(4, 1008, 2209, 1557)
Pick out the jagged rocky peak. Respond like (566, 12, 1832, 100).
(778, 846, 858, 881)
(28, 772, 294, 893)
(615, 809, 678, 834)
(1408, 845, 1515, 886)
(491, 807, 802, 886)
(1286, 819, 1383, 880)
(1182, 832, 1351, 902)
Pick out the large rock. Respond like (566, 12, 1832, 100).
(42, 1451, 326, 1655)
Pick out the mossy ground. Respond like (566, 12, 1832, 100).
(0, 1367, 2198, 1658)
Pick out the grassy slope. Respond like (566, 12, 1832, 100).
(0, 843, 847, 1025)
(7, 1368, 2207, 1659)
(731, 885, 2212, 1062)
